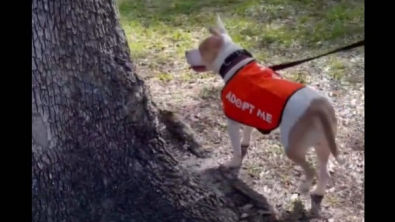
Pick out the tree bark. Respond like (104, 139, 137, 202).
(31, 0, 246, 221)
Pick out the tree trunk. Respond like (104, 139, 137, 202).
(31, 0, 245, 221)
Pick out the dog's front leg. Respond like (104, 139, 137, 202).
(241, 126, 253, 157)
(224, 118, 243, 168)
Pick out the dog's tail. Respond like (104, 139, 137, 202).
(314, 108, 345, 165)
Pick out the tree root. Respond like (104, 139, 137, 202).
(158, 109, 211, 158)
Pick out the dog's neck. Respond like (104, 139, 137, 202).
(212, 42, 254, 82)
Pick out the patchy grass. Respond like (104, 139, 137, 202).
(118, 0, 364, 221)
(157, 72, 174, 82)
(118, 0, 364, 79)
(289, 72, 308, 84)
(327, 56, 347, 81)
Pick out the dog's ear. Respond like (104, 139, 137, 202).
(208, 27, 222, 36)
(211, 35, 223, 50)
(216, 15, 227, 34)
(205, 33, 223, 51)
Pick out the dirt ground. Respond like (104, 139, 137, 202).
(153, 48, 364, 222)
(119, 0, 364, 221)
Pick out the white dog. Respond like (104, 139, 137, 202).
(185, 16, 345, 198)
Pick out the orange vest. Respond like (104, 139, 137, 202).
(221, 62, 305, 133)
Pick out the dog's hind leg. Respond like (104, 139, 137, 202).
(286, 145, 315, 195)
(309, 140, 332, 214)
(311, 141, 331, 197)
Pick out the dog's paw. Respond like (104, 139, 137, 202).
(310, 194, 324, 215)
(311, 188, 325, 197)
(298, 181, 312, 195)
(240, 141, 250, 147)
(223, 157, 242, 169)
(241, 143, 250, 148)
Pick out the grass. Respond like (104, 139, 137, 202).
(117, 0, 364, 81)
(327, 56, 347, 81)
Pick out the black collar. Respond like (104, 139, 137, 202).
(219, 49, 254, 78)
